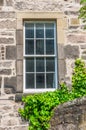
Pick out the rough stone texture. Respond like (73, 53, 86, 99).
(0, 12, 15, 18)
(16, 30, 23, 45)
(50, 97, 86, 130)
(6, 46, 16, 60)
(64, 45, 79, 59)
(17, 45, 23, 60)
(4, 77, 17, 93)
(0, 0, 3, 6)
(0, 99, 28, 130)
(0, 38, 14, 44)
(0, 69, 11, 75)
(0, 20, 16, 29)
(67, 34, 86, 43)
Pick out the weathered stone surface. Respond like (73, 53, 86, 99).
(58, 44, 64, 59)
(67, 34, 86, 43)
(64, 45, 79, 59)
(0, 0, 3, 6)
(58, 59, 66, 81)
(17, 45, 23, 60)
(0, 12, 15, 18)
(0, 61, 13, 68)
(80, 45, 86, 49)
(4, 77, 16, 93)
(50, 97, 86, 130)
(16, 76, 23, 92)
(16, 30, 23, 44)
(0, 69, 11, 75)
(69, 18, 80, 26)
(0, 20, 16, 29)
(17, 60, 23, 75)
(6, 46, 16, 60)
(0, 37, 14, 44)
(6, 0, 13, 6)
(81, 55, 86, 60)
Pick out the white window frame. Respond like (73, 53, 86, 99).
(23, 21, 58, 93)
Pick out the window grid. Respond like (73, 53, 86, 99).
(24, 21, 57, 90)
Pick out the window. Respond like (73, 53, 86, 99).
(24, 21, 58, 93)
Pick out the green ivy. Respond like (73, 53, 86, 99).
(19, 59, 86, 130)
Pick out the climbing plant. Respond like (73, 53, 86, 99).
(19, 59, 86, 130)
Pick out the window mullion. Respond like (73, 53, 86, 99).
(44, 23, 46, 89)
(34, 23, 36, 89)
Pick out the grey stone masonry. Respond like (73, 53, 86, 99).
(0, 96, 28, 130)
(50, 97, 86, 130)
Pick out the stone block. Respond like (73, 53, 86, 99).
(14, 126, 28, 130)
(6, 0, 12, 6)
(17, 45, 23, 60)
(0, 69, 11, 75)
(64, 45, 79, 59)
(17, 60, 23, 75)
(81, 55, 86, 60)
(0, 0, 3, 6)
(67, 34, 86, 43)
(0, 61, 13, 68)
(6, 46, 16, 60)
(0, 37, 14, 44)
(4, 77, 17, 93)
(58, 59, 66, 82)
(16, 76, 23, 92)
(80, 45, 86, 49)
(0, 12, 15, 18)
(58, 44, 64, 59)
(16, 30, 23, 45)
(69, 18, 80, 26)
(0, 20, 16, 29)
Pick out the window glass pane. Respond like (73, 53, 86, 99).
(46, 73, 55, 88)
(36, 74, 45, 88)
(36, 40, 44, 54)
(46, 29, 54, 38)
(36, 29, 44, 38)
(45, 23, 54, 28)
(25, 23, 34, 29)
(36, 23, 44, 29)
(36, 58, 44, 72)
(26, 58, 34, 72)
(25, 40, 34, 54)
(46, 58, 55, 72)
(46, 40, 54, 54)
(26, 74, 34, 88)
(25, 29, 34, 38)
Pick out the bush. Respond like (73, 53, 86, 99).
(72, 59, 86, 95)
(19, 59, 86, 130)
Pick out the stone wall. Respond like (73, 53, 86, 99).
(50, 97, 86, 130)
(0, 0, 85, 93)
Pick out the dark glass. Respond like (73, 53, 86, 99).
(26, 74, 34, 88)
(36, 23, 44, 29)
(45, 23, 54, 28)
(46, 29, 54, 38)
(25, 40, 34, 54)
(36, 58, 44, 72)
(36, 29, 44, 38)
(46, 73, 55, 88)
(46, 40, 54, 54)
(46, 57, 55, 72)
(25, 23, 34, 29)
(26, 58, 34, 72)
(25, 29, 34, 38)
(36, 74, 45, 88)
(36, 40, 44, 54)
